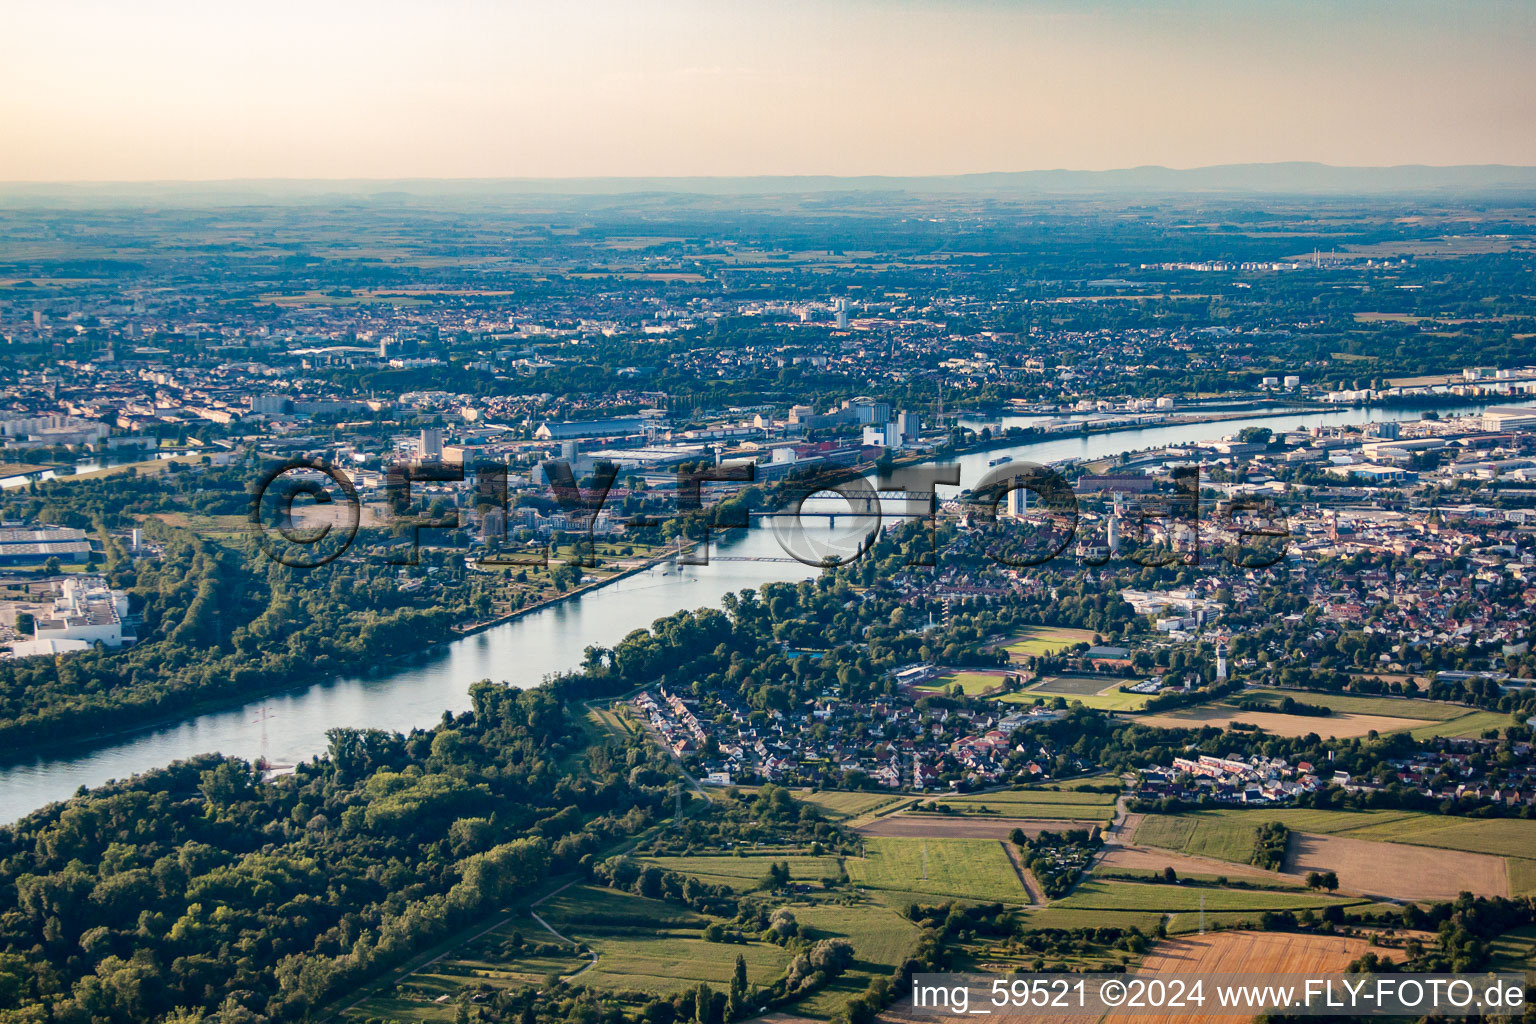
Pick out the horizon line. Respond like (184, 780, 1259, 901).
(5, 160, 1536, 187)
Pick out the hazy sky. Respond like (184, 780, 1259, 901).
(4, 0, 1534, 180)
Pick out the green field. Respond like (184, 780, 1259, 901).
(924, 789, 1117, 822)
(1241, 689, 1467, 720)
(341, 912, 581, 1022)
(641, 854, 845, 891)
(1135, 809, 1405, 863)
(918, 671, 1006, 695)
(538, 886, 793, 994)
(845, 837, 1029, 904)
(1002, 625, 1097, 658)
(793, 790, 903, 819)
(1017, 906, 1166, 935)
(1489, 926, 1536, 971)
(945, 789, 1117, 808)
(1052, 880, 1358, 913)
(782, 901, 922, 1018)
(1137, 808, 1536, 880)
(1507, 858, 1536, 897)
(1409, 710, 1513, 740)
(998, 682, 1153, 712)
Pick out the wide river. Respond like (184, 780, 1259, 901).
(0, 401, 1491, 820)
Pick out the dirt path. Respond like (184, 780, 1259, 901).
(999, 840, 1047, 904)
(530, 881, 601, 980)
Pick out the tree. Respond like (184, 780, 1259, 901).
(731, 953, 747, 999)
(1162, 866, 1177, 884)
(1321, 870, 1339, 893)
(1305, 871, 1323, 890)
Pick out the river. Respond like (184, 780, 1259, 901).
(0, 401, 1492, 821)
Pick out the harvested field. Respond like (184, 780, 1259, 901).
(1105, 930, 1376, 1024)
(1133, 707, 1427, 738)
(1098, 844, 1287, 883)
(857, 814, 1070, 839)
(1284, 832, 1508, 901)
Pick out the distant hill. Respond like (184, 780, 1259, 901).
(5, 163, 1536, 204)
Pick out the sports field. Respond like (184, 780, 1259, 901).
(916, 670, 1008, 695)
(1002, 625, 1098, 659)
(1000, 675, 1154, 712)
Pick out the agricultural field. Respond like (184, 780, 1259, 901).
(1103, 931, 1375, 1024)
(340, 913, 581, 1023)
(537, 885, 793, 994)
(1240, 688, 1467, 720)
(640, 854, 846, 892)
(1489, 926, 1536, 972)
(1138, 808, 1536, 899)
(1016, 905, 1167, 937)
(1097, 844, 1281, 883)
(1001, 625, 1097, 659)
(1284, 832, 1507, 900)
(1131, 705, 1429, 738)
(844, 837, 1030, 904)
(1133, 689, 1503, 739)
(1409, 709, 1513, 740)
(781, 901, 921, 1018)
(1051, 880, 1355, 914)
(855, 814, 1064, 840)
(1134, 809, 1414, 864)
(792, 790, 903, 820)
(921, 789, 1117, 822)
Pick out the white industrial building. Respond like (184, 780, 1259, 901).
(1482, 407, 1536, 432)
(31, 576, 134, 648)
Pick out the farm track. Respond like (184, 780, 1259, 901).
(998, 840, 1046, 904)
(531, 880, 601, 979)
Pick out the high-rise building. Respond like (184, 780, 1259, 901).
(419, 427, 444, 460)
(834, 298, 848, 330)
(897, 410, 921, 442)
(1215, 637, 1229, 681)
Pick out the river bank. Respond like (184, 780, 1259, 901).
(0, 399, 1495, 822)
(0, 542, 696, 772)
